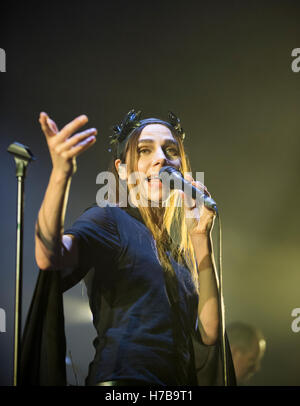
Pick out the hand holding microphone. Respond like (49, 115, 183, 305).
(158, 166, 218, 213)
(159, 166, 217, 235)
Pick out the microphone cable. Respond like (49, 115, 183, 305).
(214, 210, 228, 386)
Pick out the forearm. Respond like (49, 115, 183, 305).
(191, 233, 220, 345)
(35, 169, 71, 270)
(35, 112, 97, 270)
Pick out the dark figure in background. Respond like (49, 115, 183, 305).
(227, 322, 266, 385)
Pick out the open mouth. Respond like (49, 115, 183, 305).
(145, 175, 162, 192)
(146, 176, 162, 188)
(146, 175, 161, 182)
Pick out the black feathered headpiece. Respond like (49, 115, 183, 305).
(109, 109, 185, 159)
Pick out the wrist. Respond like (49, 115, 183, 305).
(50, 168, 73, 184)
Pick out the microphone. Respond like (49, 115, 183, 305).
(159, 166, 218, 213)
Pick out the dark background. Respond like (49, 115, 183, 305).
(0, 0, 300, 386)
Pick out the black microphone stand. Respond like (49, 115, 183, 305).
(7, 142, 35, 386)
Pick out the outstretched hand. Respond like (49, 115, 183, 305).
(39, 112, 97, 178)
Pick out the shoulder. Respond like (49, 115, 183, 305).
(77, 202, 116, 224)
(64, 203, 126, 247)
(77, 202, 133, 229)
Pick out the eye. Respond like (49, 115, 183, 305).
(165, 147, 179, 157)
(138, 148, 151, 155)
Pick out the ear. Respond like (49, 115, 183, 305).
(115, 159, 127, 180)
(232, 348, 244, 363)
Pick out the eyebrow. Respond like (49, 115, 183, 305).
(138, 138, 178, 146)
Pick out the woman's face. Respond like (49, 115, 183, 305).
(135, 124, 181, 204)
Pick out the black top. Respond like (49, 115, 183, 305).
(63, 204, 199, 386)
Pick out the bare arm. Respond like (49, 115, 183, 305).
(184, 175, 219, 345)
(35, 112, 97, 270)
(191, 232, 219, 346)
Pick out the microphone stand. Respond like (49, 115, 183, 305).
(7, 142, 35, 386)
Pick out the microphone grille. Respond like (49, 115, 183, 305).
(159, 166, 180, 175)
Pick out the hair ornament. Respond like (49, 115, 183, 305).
(167, 111, 185, 141)
(109, 109, 142, 146)
(109, 109, 185, 157)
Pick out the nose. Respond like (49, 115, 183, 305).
(152, 147, 170, 168)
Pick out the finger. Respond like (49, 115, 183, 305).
(182, 174, 198, 206)
(181, 190, 196, 209)
(46, 117, 59, 133)
(183, 174, 210, 196)
(184, 173, 194, 182)
(39, 112, 56, 138)
(191, 180, 211, 197)
(56, 128, 97, 154)
(61, 134, 96, 159)
(56, 115, 89, 142)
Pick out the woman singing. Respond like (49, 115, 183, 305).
(34, 109, 220, 386)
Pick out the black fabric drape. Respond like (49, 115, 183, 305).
(20, 270, 66, 386)
(192, 331, 236, 386)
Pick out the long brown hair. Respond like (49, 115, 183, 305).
(107, 124, 198, 294)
